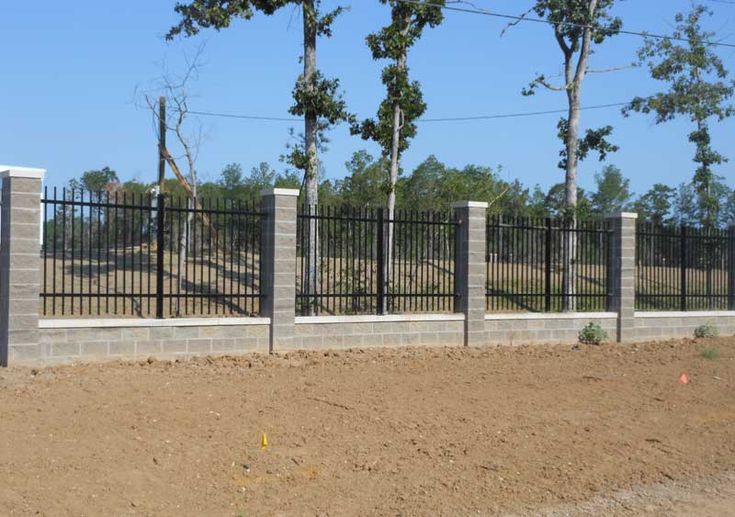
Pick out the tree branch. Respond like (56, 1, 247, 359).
(587, 64, 635, 74)
(573, 0, 598, 87)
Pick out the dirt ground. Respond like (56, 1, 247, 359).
(1, 337, 734, 516)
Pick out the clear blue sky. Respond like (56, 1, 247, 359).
(2, 0, 734, 197)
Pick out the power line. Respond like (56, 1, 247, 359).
(189, 110, 300, 122)
(189, 101, 630, 124)
(419, 101, 628, 122)
(397, 0, 735, 49)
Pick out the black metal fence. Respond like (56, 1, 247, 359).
(486, 217, 611, 312)
(39, 189, 734, 320)
(41, 187, 263, 318)
(636, 222, 733, 311)
(296, 206, 457, 316)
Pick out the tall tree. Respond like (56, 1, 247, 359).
(168, 0, 351, 312)
(168, 1, 349, 209)
(334, 151, 389, 208)
(544, 183, 592, 219)
(590, 164, 631, 215)
(69, 167, 120, 196)
(521, 0, 621, 310)
(624, 4, 734, 228)
(352, 0, 443, 286)
(633, 183, 676, 225)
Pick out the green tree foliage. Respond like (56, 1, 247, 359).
(120, 179, 152, 198)
(522, 0, 621, 217)
(590, 165, 631, 215)
(522, 0, 622, 311)
(275, 170, 303, 190)
(351, 0, 444, 217)
(670, 176, 734, 227)
(167, 0, 351, 211)
(332, 150, 389, 208)
(59, 156, 732, 228)
(633, 183, 676, 225)
(68, 167, 119, 195)
(398, 156, 534, 215)
(544, 182, 592, 219)
(624, 4, 734, 228)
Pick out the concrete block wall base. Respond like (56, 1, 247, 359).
(1, 170, 734, 367)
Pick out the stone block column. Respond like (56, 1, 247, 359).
(453, 201, 488, 347)
(0, 166, 45, 366)
(606, 212, 637, 342)
(261, 188, 299, 352)
(729, 225, 735, 311)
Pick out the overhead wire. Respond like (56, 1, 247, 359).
(189, 102, 631, 124)
(190, 0, 732, 125)
(397, 0, 735, 49)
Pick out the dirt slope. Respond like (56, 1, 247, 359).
(1, 337, 734, 516)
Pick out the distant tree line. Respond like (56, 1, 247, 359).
(66, 156, 735, 227)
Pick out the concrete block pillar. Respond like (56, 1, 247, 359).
(607, 212, 638, 342)
(261, 188, 299, 352)
(453, 201, 488, 347)
(729, 225, 735, 311)
(0, 166, 46, 366)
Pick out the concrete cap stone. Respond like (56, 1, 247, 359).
(606, 211, 638, 220)
(451, 201, 489, 209)
(260, 188, 300, 197)
(0, 166, 46, 180)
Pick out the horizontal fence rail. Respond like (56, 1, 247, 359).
(41, 187, 263, 318)
(486, 217, 611, 313)
(296, 206, 457, 316)
(636, 222, 732, 311)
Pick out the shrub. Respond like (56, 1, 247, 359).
(579, 322, 608, 345)
(694, 323, 719, 339)
(698, 347, 720, 360)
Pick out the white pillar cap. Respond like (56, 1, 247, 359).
(606, 211, 638, 219)
(451, 201, 489, 209)
(0, 165, 46, 180)
(260, 188, 300, 197)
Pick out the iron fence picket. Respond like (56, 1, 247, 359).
(636, 222, 730, 311)
(40, 188, 263, 318)
(485, 216, 610, 313)
(295, 205, 457, 316)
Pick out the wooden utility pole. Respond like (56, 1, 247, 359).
(158, 96, 166, 192)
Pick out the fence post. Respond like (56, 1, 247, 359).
(544, 217, 552, 312)
(728, 225, 735, 311)
(261, 188, 299, 352)
(606, 212, 637, 343)
(453, 201, 488, 347)
(376, 207, 386, 315)
(155, 193, 165, 319)
(0, 166, 46, 366)
(679, 225, 688, 312)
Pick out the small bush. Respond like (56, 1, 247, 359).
(579, 322, 608, 345)
(694, 323, 719, 339)
(699, 347, 720, 360)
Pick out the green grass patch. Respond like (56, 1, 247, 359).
(698, 347, 720, 360)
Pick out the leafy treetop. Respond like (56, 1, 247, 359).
(351, 0, 444, 158)
(624, 4, 734, 227)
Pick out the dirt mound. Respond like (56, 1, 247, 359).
(1, 338, 734, 515)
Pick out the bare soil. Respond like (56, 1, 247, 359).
(1, 337, 734, 516)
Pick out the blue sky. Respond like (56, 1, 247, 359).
(2, 0, 734, 197)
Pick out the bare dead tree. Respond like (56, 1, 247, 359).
(137, 46, 206, 316)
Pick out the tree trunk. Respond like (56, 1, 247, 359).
(385, 10, 410, 307)
(387, 98, 402, 300)
(562, 89, 580, 312)
(553, 0, 598, 312)
(176, 166, 197, 317)
(303, 0, 319, 315)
